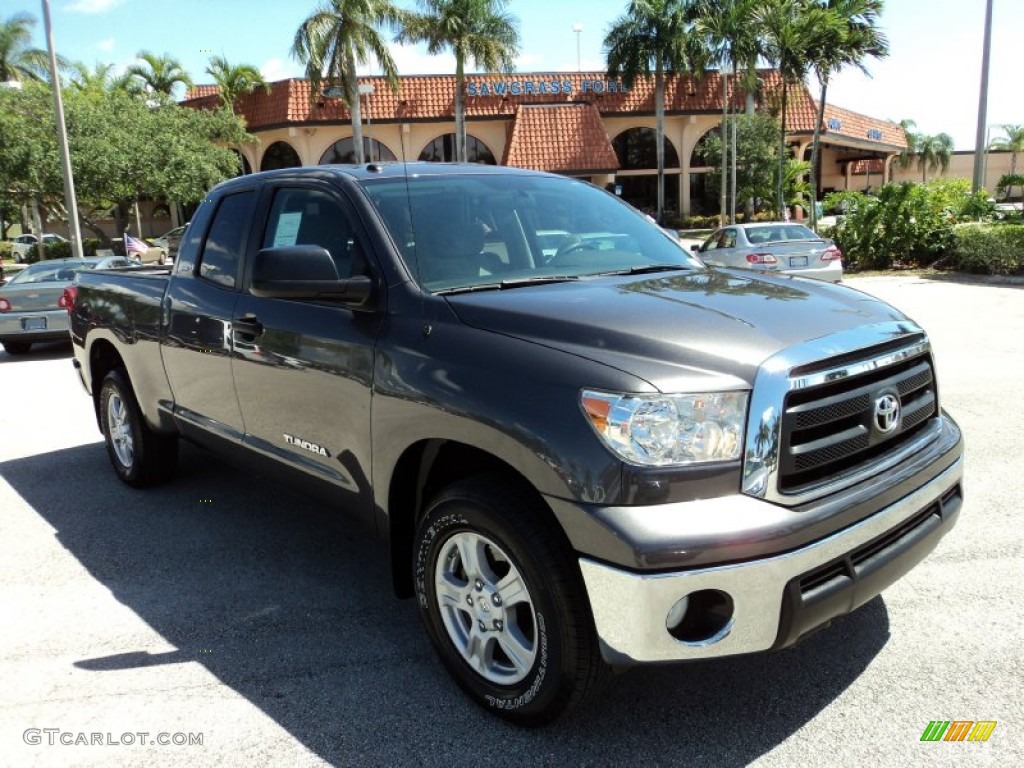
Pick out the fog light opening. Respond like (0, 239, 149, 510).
(666, 589, 734, 645)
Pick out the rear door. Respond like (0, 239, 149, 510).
(230, 180, 383, 522)
(163, 188, 257, 445)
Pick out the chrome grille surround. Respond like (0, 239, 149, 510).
(742, 321, 942, 506)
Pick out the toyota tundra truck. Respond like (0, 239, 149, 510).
(69, 164, 963, 725)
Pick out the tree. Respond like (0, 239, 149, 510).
(293, 0, 403, 165)
(806, 0, 888, 229)
(0, 81, 250, 245)
(0, 12, 51, 83)
(398, 0, 520, 164)
(605, 0, 699, 225)
(757, 0, 826, 219)
(914, 132, 954, 182)
(126, 51, 193, 101)
(692, 0, 765, 225)
(67, 61, 144, 96)
(989, 124, 1024, 178)
(895, 117, 918, 172)
(206, 55, 270, 113)
(700, 112, 781, 210)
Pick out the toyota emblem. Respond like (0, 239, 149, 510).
(874, 393, 900, 434)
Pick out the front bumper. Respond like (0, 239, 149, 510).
(578, 455, 962, 664)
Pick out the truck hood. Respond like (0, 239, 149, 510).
(445, 269, 910, 392)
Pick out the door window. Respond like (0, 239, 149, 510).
(198, 191, 255, 288)
(263, 188, 363, 278)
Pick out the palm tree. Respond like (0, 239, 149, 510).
(692, 0, 763, 224)
(67, 62, 143, 96)
(605, 1, 699, 225)
(293, 0, 403, 165)
(126, 51, 193, 100)
(398, 0, 520, 164)
(0, 12, 52, 82)
(914, 132, 954, 182)
(206, 56, 270, 112)
(806, 0, 888, 229)
(895, 117, 919, 172)
(989, 124, 1024, 178)
(757, 0, 824, 219)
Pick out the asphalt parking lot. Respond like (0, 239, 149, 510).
(0, 274, 1021, 767)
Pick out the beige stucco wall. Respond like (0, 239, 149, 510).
(820, 149, 1016, 197)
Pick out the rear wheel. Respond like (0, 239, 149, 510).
(414, 475, 606, 725)
(2, 341, 32, 355)
(99, 369, 177, 487)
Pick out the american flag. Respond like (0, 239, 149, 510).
(124, 233, 148, 256)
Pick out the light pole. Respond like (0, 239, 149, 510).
(573, 24, 583, 73)
(972, 0, 994, 193)
(41, 0, 84, 259)
(358, 83, 375, 162)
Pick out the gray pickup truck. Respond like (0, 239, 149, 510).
(69, 164, 963, 725)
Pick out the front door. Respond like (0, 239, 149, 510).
(231, 182, 382, 523)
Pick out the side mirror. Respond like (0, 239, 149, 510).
(690, 244, 700, 253)
(250, 245, 375, 308)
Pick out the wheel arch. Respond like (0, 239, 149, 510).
(87, 338, 127, 426)
(386, 439, 564, 599)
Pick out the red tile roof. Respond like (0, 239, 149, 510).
(183, 70, 905, 151)
(502, 103, 618, 173)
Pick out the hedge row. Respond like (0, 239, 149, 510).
(948, 223, 1024, 275)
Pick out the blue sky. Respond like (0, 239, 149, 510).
(13, 0, 1021, 150)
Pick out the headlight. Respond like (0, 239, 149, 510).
(581, 390, 748, 466)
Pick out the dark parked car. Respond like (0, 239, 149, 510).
(70, 164, 961, 724)
(694, 222, 843, 282)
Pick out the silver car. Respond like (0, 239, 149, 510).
(11, 233, 68, 263)
(0, 257, 104, 355)
(693, 222, 843, 282)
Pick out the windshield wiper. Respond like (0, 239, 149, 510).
(436, 275, 579, 296)
(597, 264, 692, 276)
(499, 275, 579, 289)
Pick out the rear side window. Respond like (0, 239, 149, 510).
(198, 191, 255, 288)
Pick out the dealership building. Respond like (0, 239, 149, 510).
(183, 68, 916, 218)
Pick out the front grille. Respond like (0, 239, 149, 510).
(778, 347, 938, 493)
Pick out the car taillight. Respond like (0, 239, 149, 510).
(746, 253, 777, 265)
(60, 286, 77, 311)
(0, 298, 10, 312)
(822, 245, 843, 262)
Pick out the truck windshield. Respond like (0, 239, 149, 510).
(363, 173, 702, 293)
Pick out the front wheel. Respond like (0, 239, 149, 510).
(99, 369, 177, 487)
(414, 475, 606, 725)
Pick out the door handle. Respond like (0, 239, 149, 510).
(232, 314, 263, 337)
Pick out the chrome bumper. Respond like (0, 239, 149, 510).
(580, 457, 963, 664)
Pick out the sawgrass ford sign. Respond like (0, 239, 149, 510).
(466, 78, 631, 97)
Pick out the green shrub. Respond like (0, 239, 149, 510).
(43, 239, 72, 260)
(822, 189, 868, 216)
(0, 240, 11, 259)
(949, 223, 1024, 275)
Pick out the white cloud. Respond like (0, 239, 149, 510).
(260, 58, 304, 82)
(97, 38, 115, 52)
(67, 0, 125, 13)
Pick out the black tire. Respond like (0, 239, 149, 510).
(2, 341, 32, 355)
(98, 369, 177, 487)
(414, 474, 607, 726)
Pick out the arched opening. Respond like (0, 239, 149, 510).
(260, 141, 301, 172)
(320, 137, 397, 164)
(418, 134, 496, 164)
(689, 125, 724, 216)
(613, 127, 679, 170)
(611, 127, 680, 216)
(232, 149, 252, 176)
